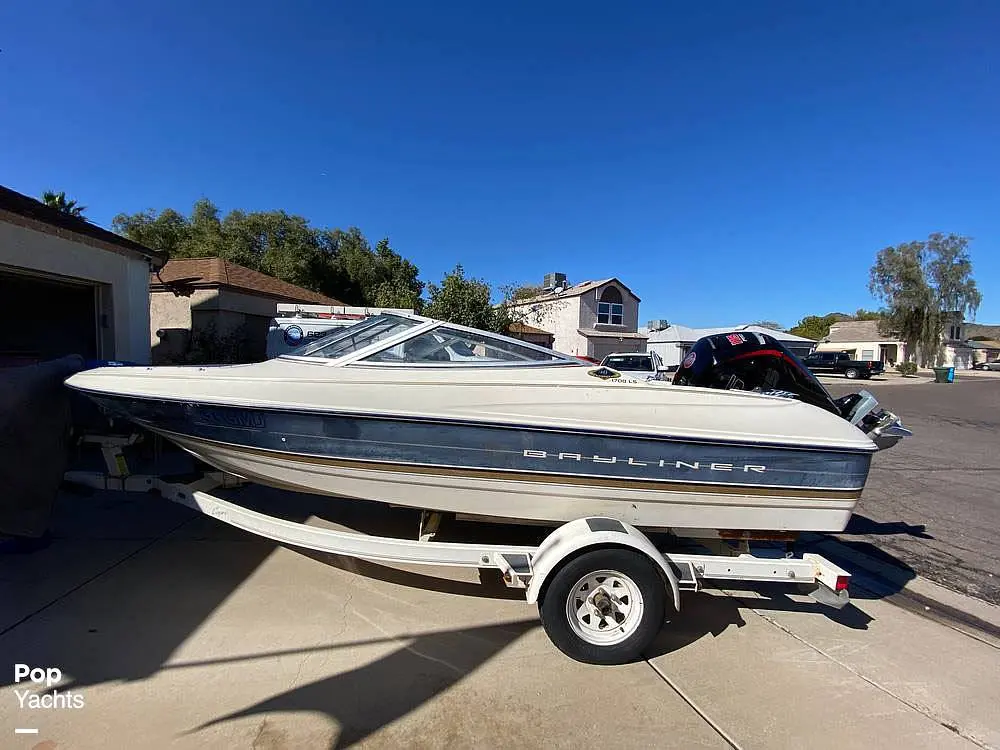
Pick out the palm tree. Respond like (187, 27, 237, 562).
(41, 190, 87, 218)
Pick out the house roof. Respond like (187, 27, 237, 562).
(0, 184, 167, 266)
(648, 324, 815, 344)
(511, 277, 641, 305)
(151, 257, 342, 305)
(822, 320, 899, 343)
(578, 329, 648, 340)
(508, 321, 553, 336)
(966, 323, 1000, 340)
(968, 339, 1000, 350)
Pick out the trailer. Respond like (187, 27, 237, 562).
(65, 433, 852, 666)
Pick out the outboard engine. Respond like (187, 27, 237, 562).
(673, 332, 911, 449)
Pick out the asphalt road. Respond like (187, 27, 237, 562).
(823, 374, 1000, 605)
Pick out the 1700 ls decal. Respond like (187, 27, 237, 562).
(523, 450, 766, 473)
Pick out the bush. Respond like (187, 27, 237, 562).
(895, 361, 918, 376)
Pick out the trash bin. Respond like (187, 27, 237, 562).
(933, 366, 955, 383)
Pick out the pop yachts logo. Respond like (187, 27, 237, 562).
(13, 664, 85, 710)
(522, 450, 766, 473)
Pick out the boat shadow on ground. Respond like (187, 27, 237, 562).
(806, 512, 932, 599)
(183, 618, 541, 749)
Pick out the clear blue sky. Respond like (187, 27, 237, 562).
(2, 0, 998, 326)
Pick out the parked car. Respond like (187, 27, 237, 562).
(801, 351, 884, 379)
(599, 351, 669, 380)
(973, 361, 1000, 371)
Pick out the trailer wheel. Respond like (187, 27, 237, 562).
(844, 367, 859, 379)
(538, 548, 666, 665)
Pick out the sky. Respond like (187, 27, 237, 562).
(2, 0, 998, 327)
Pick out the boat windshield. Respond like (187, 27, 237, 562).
(293, 315, 422, 359)
(287, 313, 582, 366)
(361, 326, 568, 364)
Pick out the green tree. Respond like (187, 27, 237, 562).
(852, 308, 882, 321)
(317, 229, 423, 308)
(788, 313, 841, 341)
(869, 233, 982, 366)
(510, 284, 545, 301)
(113, 207, 189, 256)
(113, 200, 422, 306)
(424, 264, 510, 332)
(747, 320, 785, 331)
(41, 190, 86, 218)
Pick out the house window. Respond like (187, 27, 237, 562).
(861, 349, 875, 360)
(949, 325, 961, 340)
(597, 287, 624, 325)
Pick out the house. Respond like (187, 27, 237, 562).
(815, 314, 980, 368)
(813, 320, 905, 365)
(507, 273, 646, 359)
(506, 321, 555, 349)
(0, 184, 166, 365)
(965, 323, 1000, 365)
(647, 323, 816, 368)
(151, 257, 342, 363)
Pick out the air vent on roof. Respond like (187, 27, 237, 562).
(543, 272, 567, 291)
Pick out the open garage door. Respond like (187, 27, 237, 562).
(0, 268, 100, 366)
(590, 340, 644, 361)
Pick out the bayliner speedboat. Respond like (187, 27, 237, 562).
(65, 314, 910, 533)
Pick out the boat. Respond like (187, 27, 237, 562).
(64, 313, 910, 534)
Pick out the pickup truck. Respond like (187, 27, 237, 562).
(801, 351, 884, 379)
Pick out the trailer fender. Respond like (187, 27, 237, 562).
(526, 517, 681, 612)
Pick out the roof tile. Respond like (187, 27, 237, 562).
(152, 257, 342, 305)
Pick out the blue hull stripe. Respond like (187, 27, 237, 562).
(85, 394, 872, 494)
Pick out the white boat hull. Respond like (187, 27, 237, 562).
(167, 430, 857, 532)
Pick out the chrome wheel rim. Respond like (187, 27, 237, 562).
(565, 569, 645, 646)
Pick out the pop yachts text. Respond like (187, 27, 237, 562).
(15, 689, 85, 709)
(13, 664, 85, 709)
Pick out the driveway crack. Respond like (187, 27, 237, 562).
(748, 602, 993, 749)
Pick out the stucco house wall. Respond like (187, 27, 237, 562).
(509, 277, 645, 358)
(0, 215, 156, 363)
(149, 258, 342, 363)
(514, 297, 586, 355)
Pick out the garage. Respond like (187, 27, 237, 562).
(0, 185, 165, 365)
(585, 331, 649, 361)
(0, 268, 102, 365)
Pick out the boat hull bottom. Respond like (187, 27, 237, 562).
(168, 433, 857, 534)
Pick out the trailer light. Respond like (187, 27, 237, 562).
(835, 575, 850, 591)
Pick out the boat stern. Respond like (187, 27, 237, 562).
(838, 390, 912, 451)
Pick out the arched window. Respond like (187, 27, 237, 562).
(597, 287, 624, 325)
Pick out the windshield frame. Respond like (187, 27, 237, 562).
(278, 313, 584, 368)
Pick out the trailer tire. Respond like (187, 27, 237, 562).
(538, 547, 666, 665)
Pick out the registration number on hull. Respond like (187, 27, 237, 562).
(192, 407, 267, 430)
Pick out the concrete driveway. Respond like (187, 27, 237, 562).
(3, 483, 1000, 749)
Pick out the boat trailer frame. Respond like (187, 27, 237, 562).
(65, 432, 852, 664)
